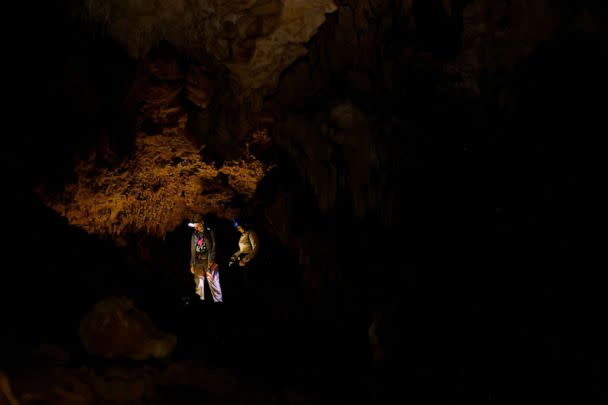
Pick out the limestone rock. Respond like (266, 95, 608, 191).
(442, 0, 561, 98)
(0, 371, 20, 405)
(79, 296, 176, 360)
(185, 65, 214, 110)
(82, 0, 337, 111)
(38, 130, 269, 237)
(225, 0, 337, 108)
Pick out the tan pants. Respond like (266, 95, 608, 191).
(192, 261, 222, 302)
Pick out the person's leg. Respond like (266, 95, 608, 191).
(197, 275, 205, 300)
(206, 266, 223, 303)
(194, 263, 206, 300)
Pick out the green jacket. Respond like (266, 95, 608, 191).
(190, 227, 216, 266)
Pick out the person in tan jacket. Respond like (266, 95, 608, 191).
(230, 219, 259, 268)
(229, 218, 260, 287)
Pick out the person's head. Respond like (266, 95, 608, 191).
(233, 218, 245, 233)
(190, 214, 205, 232)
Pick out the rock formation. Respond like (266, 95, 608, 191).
(79, 296, 176, 360)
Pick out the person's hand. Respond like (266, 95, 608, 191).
(190, 266, 194, 274)
(239, 260, 245, 267)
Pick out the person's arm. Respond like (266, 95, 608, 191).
(242, 230, 259, 264)
(190, 234, 195, 268)
(208, 228, 216, 263)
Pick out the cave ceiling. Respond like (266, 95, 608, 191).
(39, 0, 337, 237)
(34, 0, 599, 238)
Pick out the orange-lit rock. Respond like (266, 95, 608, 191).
(39, 129, 269, 237)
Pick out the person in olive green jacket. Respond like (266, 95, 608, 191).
(189, 218, 222, 302)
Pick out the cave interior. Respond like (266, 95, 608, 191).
(2, 0, 606, 404)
